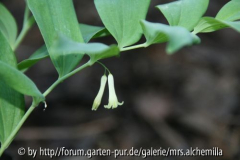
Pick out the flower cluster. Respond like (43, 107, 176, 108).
(92, 74, 123, 111)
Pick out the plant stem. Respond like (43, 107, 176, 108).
(120, 43, 147, 52)
(13, 6, 35, 51)
(14, 28, 28, 51)
(97, 61, 111, 74)
(0, 103, 36, 157)
(43, 61, 92, 97)
(14, 19, 35, 51)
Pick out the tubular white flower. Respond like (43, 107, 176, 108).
(92, 75, 107, 111)
(104, 74, 124, 109)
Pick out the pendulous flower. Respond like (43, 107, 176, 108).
(92, 75, 107, 111)
(104, 74, 124, 109)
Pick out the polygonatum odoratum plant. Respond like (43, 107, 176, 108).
(0, 0, 240, 156)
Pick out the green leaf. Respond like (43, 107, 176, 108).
(141, 20, 200, 54)
(0, 82, 25, 146)
(193, 1, 240, 34)
(157, 1, 181, 26)
(80, 24, 109, 43)
(94, 0, 150, 48)
(17, 23, 109, 72)
(0, 3, 18, 49)
(0, 31, 24, 147)
(193, 17, 240, 34)
(157, 0, 209, 31)
(27, 0, 84, 77)
(18, 46, 48, 72)
(216, 0, 240, 21)
(0, 61, 44, 104)
(50, 35, 119, 64)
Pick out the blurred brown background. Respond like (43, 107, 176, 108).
(1, 0, 240, 160)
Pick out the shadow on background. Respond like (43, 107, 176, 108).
(1, 0, 240, 160)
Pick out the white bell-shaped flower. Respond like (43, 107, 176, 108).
(92, 75, 107, 111)
(104, 74, 124, 109)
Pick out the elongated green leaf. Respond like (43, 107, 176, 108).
(194, 1, 240, 34)
(18, 46, 48, 72)
(80, 24, 109, 43)
(18, 24, 109, 72)
(157, 0, 209, 31)
(0, 3, 18, 48)
(94, 0, 150, 48)
(0, 31, 24, 147)
(216, 0, 240, 21)
(141, 20, 200, 54)
(0, 82, 25, 146)
(28, 0, 84, 77)
(193, 17, 240, 34)
(50, 35, 119, 64)
(0, 61, 44, 103)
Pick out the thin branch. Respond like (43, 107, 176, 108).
(13, 6, 35, 51)
(120, 43, 148, 52)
